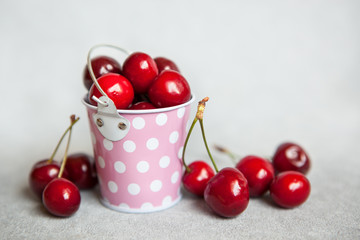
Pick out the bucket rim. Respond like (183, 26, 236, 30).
(82, 94, 195, 114)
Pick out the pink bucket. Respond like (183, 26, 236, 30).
(82, 96, 194, 213)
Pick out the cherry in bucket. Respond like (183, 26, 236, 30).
(122, 52, 159, 94)
(42, 115, 81, 217)
(129, 101, 156, 110)
(83, 56, 122, 90)
(154, 57, 180, 73)
(148, 70, 191, 108)
(88, 73, 134, 109)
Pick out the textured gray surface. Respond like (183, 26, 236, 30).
(1, 0, 360, 239)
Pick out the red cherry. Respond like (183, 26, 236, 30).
(273, 142, 311, 174)
(129, 101, 156, 110)
(204, 167, 249, 218)
(122, 52, 158, 94)
(83, 56, 121, 90)
(182, 161, 215, 197)
(65, 153, 97, 189)
(235, 155, 275, 197)
(29, 160, 69, 198)
(148, 70, 191, 108)
(270, 171, 311, 208)
(42, 178, 81, 217)
(89, 73, 134, 109)
(154, 57, 180, 73)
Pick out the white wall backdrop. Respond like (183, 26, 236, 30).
(1, 0, 359, 239)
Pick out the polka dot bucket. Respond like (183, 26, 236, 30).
(82, 95, 194, 213)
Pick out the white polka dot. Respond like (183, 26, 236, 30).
(171, 171, 180, 184)
(169, 131, 179, 144)
(137, 161, 149, 173)
(178, 146, 184, 159)
(150, 180, 162, 192)
(177, 107, 185, 118)
(132, 117, 145, 130)
(162, 196, 172, 206)
(114, 161, 126, 174)
(118, 203, 130, 209)
(123, 140, 136, 153)
(159, 156, 170, 168)
(128, 183, 141, 195)
(103, 139, 113, 151)
(98, 156, 105, 168)
(91, 132, 96, 145)
(141, 202, 153, 210)
(146, 138, 159, 150)
(102, 197, 109, 203)
(108, 181, 118, 193)
(156, 113, 167, 126)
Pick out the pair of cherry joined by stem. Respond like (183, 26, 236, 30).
(41, 115, 81, 217)
(181, 97, 216, 197)
(181, 97, 249, 218)
(29, 116, 79, 198)
(29, 115, 86, 217)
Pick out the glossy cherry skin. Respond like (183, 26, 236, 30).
(42, 178, 81, 217)
(65, 153, 97, 189)
(154, 57, 180, 73)
(270, 171, 311, 208)
(182, 161, 215, 197)
(273, 142, 311, 174)
(83, 56, 122, 90)
(29, 160, 69, 198)
(122, 52, 158, 94)
(204, 167, 249, 218)
(148, 70, 191, 108)
(129, 101, 156, 110)
(89, 73, 134, 109)
(235, 155, 275, 197)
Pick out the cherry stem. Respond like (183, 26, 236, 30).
(58, 115, 80, 178)
(213, 144, 238, 164)
(182, 116, 198, 173)
(181, 97, 220, 173)
(199, 119, 219, 173)
(47, 117, 78, 164)
(87, 44, 130, 98)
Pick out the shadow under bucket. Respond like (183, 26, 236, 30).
(82, 95, 195, 213)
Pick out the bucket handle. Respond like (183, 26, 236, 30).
(87, 44, 132, 142)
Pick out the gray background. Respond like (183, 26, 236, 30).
(1, 0, 359, 239)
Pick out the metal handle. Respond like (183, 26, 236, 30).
(87, 44, 132, 141)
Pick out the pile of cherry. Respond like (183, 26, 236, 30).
(181, 97, 311, 218)
(84, 52, 191, 109)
